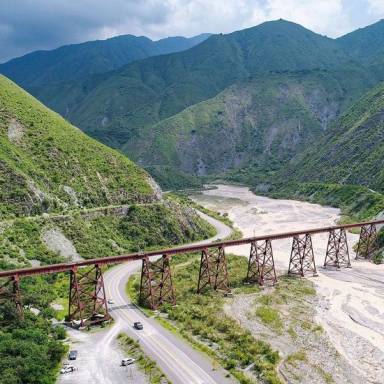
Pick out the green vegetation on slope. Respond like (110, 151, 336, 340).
(263, 182, 384, 222)
(0, 201, 216, 270)
(128, 253, 281, 384)
(0, 75, 157, 218)
(337, 19, 384, 64)
(282, 83, 384, 193)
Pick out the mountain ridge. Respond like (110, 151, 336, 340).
(0, 33, 211, 87)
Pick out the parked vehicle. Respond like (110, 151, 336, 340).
(133, 322, 143, 330)
(107, 299, 114, 305)
(60, 365, 76, 374)
(121, 357, 136, 366)
(69, 350, 78, 360)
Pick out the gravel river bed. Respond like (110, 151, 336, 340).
(191, 184, 384, 384)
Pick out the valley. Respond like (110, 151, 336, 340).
(191, 185, 384, 383)
(1, 9, 384, 384)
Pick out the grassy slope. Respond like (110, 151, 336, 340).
(221, 82, 384, 226)
(0, 75, 156, 218)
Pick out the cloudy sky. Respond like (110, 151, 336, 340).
(1, 0, 383, 63)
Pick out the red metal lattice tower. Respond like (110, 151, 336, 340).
(288, 234, 317, 277)
(247, 240, 277, 286)
(68, 264, 109, 327)
(356, 224, 378, 260)
(324, 229, 351, 269)
(0, 275, 23, 319)
(197, 246, 230, 293)
(139, 254, 176, 310)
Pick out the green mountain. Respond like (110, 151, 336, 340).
(280, 83, 384, 193)
(4, 19, 384, 190)
(22, 20, 351, 149)
(0, 33, 211, 87)
(135, 67, 376, 180)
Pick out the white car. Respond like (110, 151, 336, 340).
(121, 357, 136, 366)
(107, 299, 114, 305)
(60, 365, 76, 374)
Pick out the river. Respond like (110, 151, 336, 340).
(191, 184, 384, 384)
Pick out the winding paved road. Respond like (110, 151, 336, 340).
(59, 211, 235, 384)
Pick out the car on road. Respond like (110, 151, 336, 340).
(133, 321, 143, 330)
(68, 350, 78, 360)
(107, 299, 114, 305)
(60, 365, 76, 374)
(121, 357, 136, 366)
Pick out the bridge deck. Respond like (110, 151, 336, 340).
(1, 219, 383, 278)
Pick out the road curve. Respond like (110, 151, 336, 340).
(103, 210, 235, 384)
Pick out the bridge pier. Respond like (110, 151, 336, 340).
(68, 264, 109, 327)
(288, 234, 317, 277)
(139, 254, 176, 310)
(356, 224, 378, 260)
(0, 275, 23, 320)
(197, 246, 230, 293)
(247, 240, 277, 286)
(324, 229, 351, 269)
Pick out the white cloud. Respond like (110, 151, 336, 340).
(0, 0, 382, 62)
(262, 0, 352, 36)
(367, 0, 384, 13)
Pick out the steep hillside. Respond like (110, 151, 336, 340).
(132, 67, 376, 184)
(280, 83, 384, 193)
(0, 75, 159, 218)
(36, 20, 351, 149)
(0, 33, 211, 87)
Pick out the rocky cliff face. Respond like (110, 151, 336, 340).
(135, 71, 359, 179)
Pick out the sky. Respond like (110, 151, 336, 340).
(1, 0, 384, 63)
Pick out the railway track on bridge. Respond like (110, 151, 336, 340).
(0, 218, 383, 326)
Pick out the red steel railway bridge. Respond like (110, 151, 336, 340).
(0, 219, 382, 326)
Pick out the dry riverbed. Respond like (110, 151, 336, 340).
(191, 184, 384, 384)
